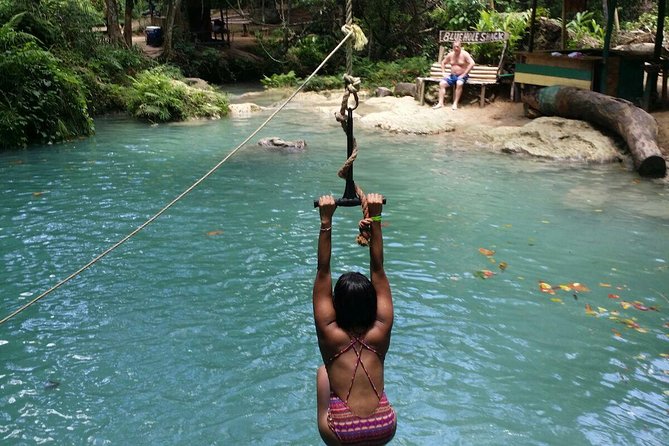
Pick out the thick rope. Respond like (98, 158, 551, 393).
(345, 0, 353, 75)
(334, 75, 371, 247)
(0, 28, 359, 326)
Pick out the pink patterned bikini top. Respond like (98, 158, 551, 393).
(327, 336, 384, 402)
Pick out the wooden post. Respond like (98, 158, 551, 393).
(600, 0, 618, 94)
(528, 0, 538, 52)
(561, 0, 567, 51)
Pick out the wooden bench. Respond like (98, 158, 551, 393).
(416, 31, 509, 107)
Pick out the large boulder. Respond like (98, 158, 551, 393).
(375, 87, 393, 97)
(394, 82, 416, 98)
(481, 117, 626, 163)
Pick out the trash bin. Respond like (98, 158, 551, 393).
(145, 26, 163, 47)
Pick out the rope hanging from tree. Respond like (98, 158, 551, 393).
(334, 18, 373, 246)
(339, 0, 371, 245)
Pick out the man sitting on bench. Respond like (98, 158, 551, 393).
(433, 40, 475, 110)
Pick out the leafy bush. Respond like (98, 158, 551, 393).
(124, 68, 229, 122)
(473, 9, 530, 65)
(622, 9, 665, 33)
(346, 56, 430, 89)
(563, 11, 605, 48)
(303, 75, 343, 92)
(0, 18, 93, 149)
(285, 34, 338, 77)
(429, 0, 488, 31)
(261, 71, 300, 88)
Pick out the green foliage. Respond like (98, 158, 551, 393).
(261, 71, 300, 88)
(285, 34, 336, 77)
(0, 0, 103, 56)
(429, 0, 488, 31)
(623, 9, 666, 33)
(362, 56, 431, 88)
(563, 11, 605, 48)
(473, 9, 530, 65)
(0, 19, 93, 149)
(123, 68, 229, 123)
(302, 75, 343, 92)
(169, 41, 238, 84)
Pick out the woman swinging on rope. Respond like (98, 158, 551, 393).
(313, 193, 397, 445)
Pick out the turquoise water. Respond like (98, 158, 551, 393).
(1, 96, 668, 445)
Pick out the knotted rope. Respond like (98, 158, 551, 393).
(334, 75, 371, 247)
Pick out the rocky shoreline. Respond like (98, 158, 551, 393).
(230, 89, 669, 180)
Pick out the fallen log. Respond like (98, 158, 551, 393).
(523, 86, 666, 178)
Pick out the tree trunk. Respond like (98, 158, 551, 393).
(163, 0, 183, 58)
(124, 0, 134, 47)
(105, 0, 124, 44)
(523, 86, 666, 178)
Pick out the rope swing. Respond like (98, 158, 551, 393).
(313, 15, 383, 247)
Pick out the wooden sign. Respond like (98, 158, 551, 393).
(439, 31, 509, 44)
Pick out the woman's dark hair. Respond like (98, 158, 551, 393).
(333, 272, 377, 331)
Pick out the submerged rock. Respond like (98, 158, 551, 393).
(258, 137, 307, 152)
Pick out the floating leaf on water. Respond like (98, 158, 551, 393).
(612, 329, 622, 337)
(550, 297, 563, 303)
(478, 248, 495, 257)
(660, 353, 669, 358)
(570, 283, 590, 292)
(474, 269, 495, 279)
(608, 294, 620, 299)
(33, 191, 44, 197)
(206, 230, 224, 236)
(585, 304, 597, 316)
(620, 318, 640, 329)
(539, 281, 556, 295)
(632, 302, 649, 311)
(498, 261, 508, 271)
(635, 327, 648, 333)
(597, 306, 607, 313)
(600, 283, 612, 288)
(620, 301, 632, 310)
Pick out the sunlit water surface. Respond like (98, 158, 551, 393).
(1, 93, 668, 445)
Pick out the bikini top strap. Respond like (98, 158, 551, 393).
(344, 336, 383, 402)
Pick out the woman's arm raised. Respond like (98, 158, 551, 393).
(365, 193, 393, 329)
(313, 195, 337, 332)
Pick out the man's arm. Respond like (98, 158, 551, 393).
(440, 52, 453, 76)
(461, 51, 475, 77)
